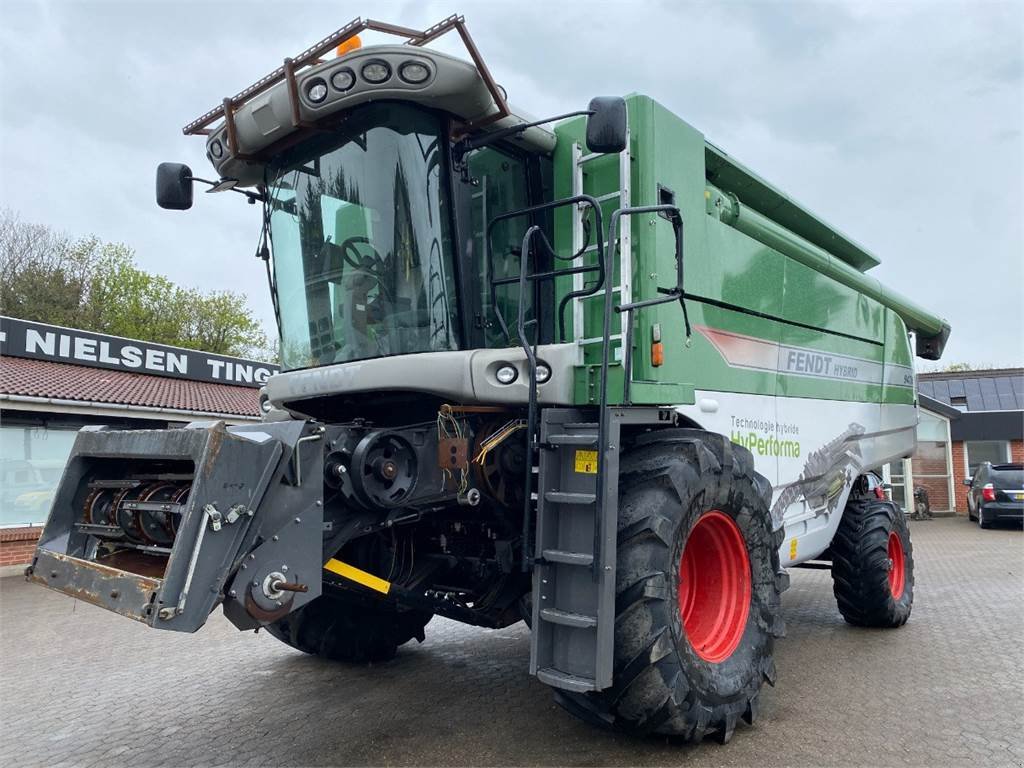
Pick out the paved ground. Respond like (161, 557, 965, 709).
(1, 517, 1021, 767)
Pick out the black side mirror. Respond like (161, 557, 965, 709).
(585, 97, 627, 154)
(156, 162, 194, 210)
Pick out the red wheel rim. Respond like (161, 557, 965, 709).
(678, 511, 751, 663)
(888, 531, 906, 599)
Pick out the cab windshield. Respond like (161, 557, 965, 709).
(267, 103, 460, 370)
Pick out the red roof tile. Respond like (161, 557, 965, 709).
(0, 356, 260, 417)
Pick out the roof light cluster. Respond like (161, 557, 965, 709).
(203, 48, 437, 166)
(303, 57, 433, 106)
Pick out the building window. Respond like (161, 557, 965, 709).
(883, 460, 909, 511)
(0, 425, 78, 527)
(909, 409, 953, 513)
(950, 396, 967, 411)
(966, 440, 1011, 476)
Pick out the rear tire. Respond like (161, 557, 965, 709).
(979, 506, 992, 529)
(266, 594, 432, 663)
(831, 499, 913, 627)
(554, 429, 784, 742)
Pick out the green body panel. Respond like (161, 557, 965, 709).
(882, 310, 916, 405)
(549, 94, 928, 408)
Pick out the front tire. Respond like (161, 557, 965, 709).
(555, 429, 784, 742)
(266, 594, 432, 663)
(831, 499, 913, 627)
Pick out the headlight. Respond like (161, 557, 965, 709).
(361, 61, 391, 84)
(209, 139, 224, 159)
(331, 68, 355, 92)
(398, 61, 430, 84)
(259, 394, 273, 414)
(535, 363, 552, 383)
(495, 364, 518, 385)
(306, 78, 328, 103)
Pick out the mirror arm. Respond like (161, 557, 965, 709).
(453, 109, 593, 159)
(189, 175, 265, 203)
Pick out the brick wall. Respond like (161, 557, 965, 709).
(909, 440, 953, 513)
(915, 475, 952, 513)
(1011, 440, 1024, 464)
(0, 527, 42, 567)
(951, 441, 968, 514)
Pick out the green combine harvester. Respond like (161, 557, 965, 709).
(28, 15, 950, 743)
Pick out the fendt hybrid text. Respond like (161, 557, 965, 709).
(29, 16, 950, 742)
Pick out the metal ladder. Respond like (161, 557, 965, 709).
(526, 136, 639, 693)
(529, 408, 619, 691)
(570, 133, 632, 363)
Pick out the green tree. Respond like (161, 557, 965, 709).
(0, 209, 273, 360)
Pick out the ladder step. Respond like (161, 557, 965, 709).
(544, 491, 597, 505)
(577, 151, 612, 165)
(577, 334, 623, 345)
(566, 422, 598, 429)
(546, 434, 598, 446)
(542, 549, 594, 566)
(536, 667, 598, 693)
(539, 608, 598, 628)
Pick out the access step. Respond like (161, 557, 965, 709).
(541, 549, 594, 566)
(544, 491, 596, 505)
(535, 667, 598, 693)
(545, 433, 598, 446)
(539, 607, 598, 628)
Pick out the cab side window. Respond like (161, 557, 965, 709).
(467, 148, 531, 347)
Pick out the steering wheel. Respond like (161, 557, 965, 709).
(340, 235, 385, 272)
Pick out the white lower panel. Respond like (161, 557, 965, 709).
(676, 391, 916, 565)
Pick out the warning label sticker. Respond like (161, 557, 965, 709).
(574, 450, 598, 474)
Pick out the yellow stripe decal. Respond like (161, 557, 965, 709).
(323, 558, 391, 594)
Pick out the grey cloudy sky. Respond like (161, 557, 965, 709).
(1, 0, 1021, 368)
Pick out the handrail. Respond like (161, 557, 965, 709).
(586, 204, 688, 575)
(484, 194, 606, 344)
(491, 201, 690, 575)
(484, 195, 605, 572)
(515, 225, 545, 570)
(605, 205, 690, 405)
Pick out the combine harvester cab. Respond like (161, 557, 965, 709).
(27, 420, 325, 632)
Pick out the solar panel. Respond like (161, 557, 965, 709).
(963, 378, 984, 411)
(994, 376, 1018, 410)
(978, 377, 1001, 410)
(1010, 375, 1024, 408)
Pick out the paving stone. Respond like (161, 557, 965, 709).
(1, 518, 1021, 766)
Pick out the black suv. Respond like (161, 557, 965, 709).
(965, 463, 1024, 529)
